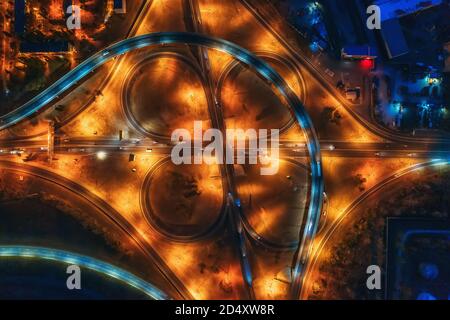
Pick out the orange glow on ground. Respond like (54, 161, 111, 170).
(48, 0, 63, 20)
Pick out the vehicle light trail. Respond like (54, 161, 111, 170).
(0, 32, 323, 297)
(0, 245, 170, 300)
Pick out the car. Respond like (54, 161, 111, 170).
(10, 149, 24, 155)
(68, 148, 85, 153)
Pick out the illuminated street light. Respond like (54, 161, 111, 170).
(96, 151, 107, 160)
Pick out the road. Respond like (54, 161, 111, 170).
(1, 138, 449, 160)
(120, 50, 206, 141)
(1, 8, 446, 299)
(0, 136, 442, 156)
(0, 31, 324, 300)
(0, 245, 169, 300)
(0, 160, 192, 300)
(299, 159, 450, 299)
(239, 0, 450, 145)
(214, 50, 306, 134)
(188, 0, 256, 299)
(140, 156, 228, 243)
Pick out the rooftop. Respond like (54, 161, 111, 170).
(375, 0, 443, 21)
(380, 18, 409, 58)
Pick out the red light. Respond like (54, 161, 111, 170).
(360, 59, 374, 70)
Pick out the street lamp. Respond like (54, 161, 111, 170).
(96, 151, 107, 160)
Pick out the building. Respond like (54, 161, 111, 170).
(379, 18, 409, 59)
(341, 45, 378, 60)
(374, 0, 443, 59)
(375, 0, 443, 20)
(14, 0, 70, 54)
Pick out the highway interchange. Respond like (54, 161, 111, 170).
(0, 31, 324, 299)
(0, 0, 448, 300)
